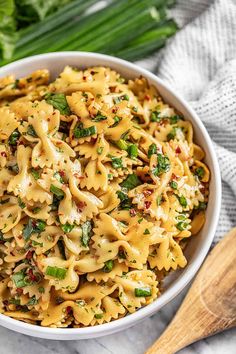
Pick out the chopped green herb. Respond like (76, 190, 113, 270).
(150, 110, 161, 122)
(32, 207, 41, 214)
(128, 144, 138, 159)
(18, 198, 25, 209)
(170, 180, 178, 190)
(111, 116, 121, 127)
(110, 156, 123, 169)
(94, 313, 103, 319)
(103, 260, 114, 273)
(148, 143, 157, 158)
(8, 130, 20, 145)
(178, 195, 187, 208)
(195, 166, 205, 179)
(27, 125, 38, 137)
(108, 173, 113, 180)
(23, 219, 46, 241)
(92, 112, 107, 122)
(116, 191, 132, 210)
(197, 201, 207, 210)
(81, 220, 93, 247)
(61, 223, 74, 233)
(169, 115, 182, 124)
(144, 228, 150, 235)
(22, 219, 34, 241)
(46, 266, 67, 280)
(50, 184, 64, 199)
(9, 298, 21, 305)
(135, 287, 152, 297)
(74, 123, 97, 139)
(38, 286, 45, 293)
(152, 154, 170, 176)
(156, 195, 163, 206)
(113, 94, 129, 104)
(176, 221, 189, 231)
(116, 139, 128, 150)
(12, 271, 30, 288)
(97, 146, 104, 155)
(27, 296, 38, 306)
(167, 127, 177, 141)
(120, 174, 142, 190)
(31, 168, 40, 180)
(44, 93, 71, 115)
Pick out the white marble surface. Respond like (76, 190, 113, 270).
(1, 286, 235, 354)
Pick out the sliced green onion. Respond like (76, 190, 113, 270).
(50, 184, 64, 199)
(116, 139, 128, 150)
(150, 110, 161, 122)
(46, 266, 67, 279)
(103, 260, 114, 273)
(128, 144, 138, 159)
(178, 195, 187, 208)
(135, 287, 152, 297)
(61, 223, 74, 233)
(148, 143, 157, 158)
(110, 156, 123, 169)
(92, 112, 107, 122)
(170, 180, 178, 190)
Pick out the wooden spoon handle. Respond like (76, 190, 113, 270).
(146, 228, 236, 354)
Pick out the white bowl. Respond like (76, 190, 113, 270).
(0, 52, 221, 340)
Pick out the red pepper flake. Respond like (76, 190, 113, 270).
(83, 76, 86, 81)
(144, 95, 151, 101)
(130, 208, 136, 217)
(77, 201, 86, 211)
(144, 201, 151, 209)
(0, 152, 7, 157)
(59, 170, 65, 177)
(3, 300, 9, 306)
(16, 288, 23, 295)
(91, 137, 97, 143)
(90, 71, 95, 75)
(28, 269, 37, 282)
(175, 146, 181, 154)
(112, 107, 118, 113)
(171, 173, 177, 180)
(66, 306, 72, 314)
(143, 190, 153, 197)
(26, 250, 34, 260)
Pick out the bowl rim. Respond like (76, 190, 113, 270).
(0, 51, 222, 339)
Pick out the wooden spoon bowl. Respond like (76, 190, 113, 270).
(146, 228, 236, 354)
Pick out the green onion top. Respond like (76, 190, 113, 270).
(74, 124, 97, 139)
(92, 112, 107, 122)
(150, 110, 161, 122)
(128, 144, 138, 159)
(135, 287, 152, 297)
(46, 266, 67, 280)
(170, 180, 178, 190)
(178, 195, 187, 208)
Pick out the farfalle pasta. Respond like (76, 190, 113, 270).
(0, 66, 209, 328)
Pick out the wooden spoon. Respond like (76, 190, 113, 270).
(146, 227, 236, 354)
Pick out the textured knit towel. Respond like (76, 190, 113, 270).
(139, 0, 236, 243)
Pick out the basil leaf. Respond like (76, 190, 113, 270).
(44, 93, 71, 115)
(120, 174, 142, 190)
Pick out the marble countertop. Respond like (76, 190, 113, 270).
(1, 287, 235, 354)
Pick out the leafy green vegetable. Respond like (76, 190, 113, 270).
(148, 143, 157, 158)
(12, 270, 30, 288)
(27, 295, 38, 306)
(92, 111, 107, 122)
(150, 110, 161, 122)
(110, 156, 123, 169)
(120, 174, 142, 190)
(46, 266, 67, 279)
(152, 153, 170, 176)
(103, 260, 114, 273)
(27, 124, 38, 137)
(170, 180, 178, 190)
(8, 129, 20, 145)
(61, 223, 74, 233)
(195, 166, 205, 179)
(169, 115, 182, 124)
(44, 92, 71, 115)
(23, 219, 46, 241)
(135, 287, 152, 297)
(30, 167, 40, 180)
(116, 191, 132, 210)
(81, 220, 92, 247)
(50, 184, 64, 199)
(128, 144, 138, 159)
(74, 124, 97, 139)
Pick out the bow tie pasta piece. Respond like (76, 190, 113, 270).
(148, 234, 187, 271)
(40, 256, 79, 292)
(7, 145, 52, 204)
(75, 134, 109, 161)
(0, 107, 19, 140)
(80, 159, 108, 191)
(30, 226, 63, 255)
(115, 270, 158, 313)
(0, 196, 22, 232)
(0, 168, 13, 196)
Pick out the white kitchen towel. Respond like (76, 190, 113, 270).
(140, 0, 236, 243)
